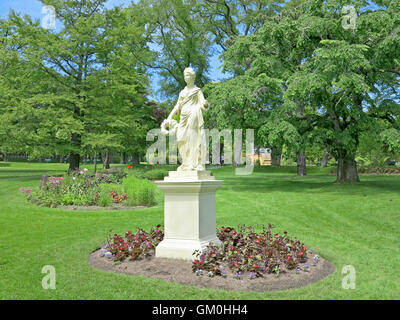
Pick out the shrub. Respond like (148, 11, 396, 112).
(127, 167, 168, 180)
(21, 168, 158, 208)
(122, 176, 156, 206)
(101, 225, 164, 261)
(193, 224, 308, 278)
(97, 191, 112, 207)
(142, 169, 168, 180)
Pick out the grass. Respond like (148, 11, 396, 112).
(0, 162, 399, 299)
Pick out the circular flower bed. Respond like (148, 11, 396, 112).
(90, 224, 335, 291)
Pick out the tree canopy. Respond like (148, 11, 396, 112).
(0, 0, 399, 181)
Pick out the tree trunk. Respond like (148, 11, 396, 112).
(296, 150, 307, 176)
(59, 155, 63, 163)
(271, 147, 281, 166)
(4, 153, 7, 162)
(68, 153, 80, 173)
(131, 153, 140, 165)
(93, 151, 97, 173)
(336, 156, 360, 183)
(120, 152, 126, 164)
(102, 151, 110, 169)
(68, 132, 81, 172)
(321, 147, 330, 168)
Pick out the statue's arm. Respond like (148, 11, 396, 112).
(199, 90, 209, 111)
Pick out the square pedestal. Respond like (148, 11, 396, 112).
(155, 170, 223, 260)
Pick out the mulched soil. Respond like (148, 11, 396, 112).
(88, 249, 335, 292)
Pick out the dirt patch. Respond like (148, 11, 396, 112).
(59, 205, 148, 211)
(88, 249, 335, 292)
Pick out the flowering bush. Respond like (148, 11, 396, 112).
(192, 224, 309, 278)
(20, 167, 156, 208)
(101, 225, 164, 262)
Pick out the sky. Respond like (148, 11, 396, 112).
(0, 0, 227, 101)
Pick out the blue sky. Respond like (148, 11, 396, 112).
(0, 0, 227, 101)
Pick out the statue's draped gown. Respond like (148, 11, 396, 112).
(176, 86, 207, 171)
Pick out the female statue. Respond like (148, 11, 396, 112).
(163, 67, 209, 171)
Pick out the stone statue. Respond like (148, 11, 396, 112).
(162, 67, 209, 171)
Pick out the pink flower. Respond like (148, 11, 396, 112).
(58, 177, 63, 180)
(298, 251, 304, 256)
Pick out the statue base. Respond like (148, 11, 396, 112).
(155, 170, 223, 260)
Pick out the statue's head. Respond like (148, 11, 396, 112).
(183, 67, 196, 84)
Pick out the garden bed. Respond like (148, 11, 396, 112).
(20, 167, 159, 209)
(89, 224, 335, 292)
(88, 249, 334, 292)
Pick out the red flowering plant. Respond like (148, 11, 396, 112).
(109, 190, 127, 203)
(104, 225, 164, 262)
(192, 224, 308, 278)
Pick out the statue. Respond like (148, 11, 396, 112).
(161, 67, 209, 171)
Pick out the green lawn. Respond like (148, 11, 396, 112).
(0, 162, 399, 299)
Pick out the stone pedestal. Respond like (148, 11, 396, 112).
(155, 170, 223, 260)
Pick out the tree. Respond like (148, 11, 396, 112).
(283, 0, 400, 182)
(212, 0, 324, 175)
(132, 0, 213, 99)
(7, 0, 152, 171)
(214, 0, 400, 182)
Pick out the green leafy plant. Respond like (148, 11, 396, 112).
(20, 169, 155, 208)
(101, 225, 164, 262)
(193, 224, 309, 278)
(122, 176, 156, 206)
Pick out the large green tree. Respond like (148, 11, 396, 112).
(132, 0, 213, 99)
(210, 0, 400, 182)
(5, 0, 153, 171)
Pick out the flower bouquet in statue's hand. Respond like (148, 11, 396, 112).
(161, 118, 178, 136)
